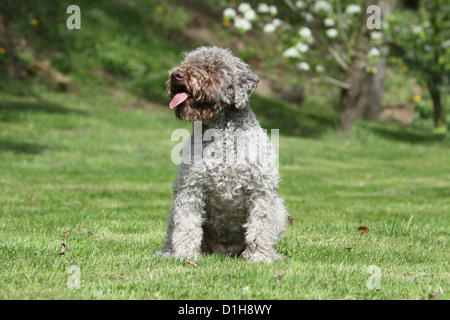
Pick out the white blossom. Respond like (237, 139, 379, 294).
(234, 17, 252, 32)
(238, 3, 252, 14)
(283, 47, 300, 58)
(345, 4, 361, 14)
(413, 26, 422, 34)
(269, 5, 278, 15)
(313, 1, 333, 13)
(243, 9, 256, 21)
(325, 28, 338, 38)
(302, 12, 314, 22)
(442, 39, 450, 49)
(223, 8, 237, 19)
(272, 18, 283, 27)
(371, 31, 382, 40)
(369, 47, 380, 57)
(257, 3, 270, 13)
(263, 23, 276, 33)
(324, 17, 335, 27)
(296, 42, 309, 53)
(297, 61, 310, 71)
(298, 26, 312, 38)
(315, 64, 326, 73)
(296, 1, 307, 9)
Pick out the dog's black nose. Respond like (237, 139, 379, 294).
(171, 71, 184, 80)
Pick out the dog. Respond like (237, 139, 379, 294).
(156, 46, 288, 263)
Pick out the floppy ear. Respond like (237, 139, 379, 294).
(233, 58, 259, 109)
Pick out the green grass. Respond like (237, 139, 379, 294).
(0, 0, 449, 300)
(0, 85, 449, 300)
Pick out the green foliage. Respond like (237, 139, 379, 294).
(415, 99, 434, 120)
(385, 1, 449, 81)
(385, 0, 449, 127)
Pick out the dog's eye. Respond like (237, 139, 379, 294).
(206, 69, 213, 75)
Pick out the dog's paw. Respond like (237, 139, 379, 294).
(154, 250, 174, 259)
(272, 253, 285, 261)
(174, 250, 202, 262)
(242, 249, 280, 263)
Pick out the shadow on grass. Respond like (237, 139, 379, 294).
(250, 95, 337, 137)
(361, 121, 447, 145)
(0, 140, 47, 154)
(0, 98, 86, 122)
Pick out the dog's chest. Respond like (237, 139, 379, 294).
(204, 165, 250, 200)
(200, 126, 269, 197)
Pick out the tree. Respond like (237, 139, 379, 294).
(385, 0, 449, 131)
(223, 0, 391, 132)
(0, 13, 21, 79)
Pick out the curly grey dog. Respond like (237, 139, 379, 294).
(156, 46, 288, 263)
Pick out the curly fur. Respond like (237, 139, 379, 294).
(157, 46, 288, 263)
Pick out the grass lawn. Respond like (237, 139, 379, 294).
(0, 84, 449, 300)
(0, 0, 449, 300)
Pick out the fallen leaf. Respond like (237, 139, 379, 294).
(63, 231, 70, 238)
(344, 243, 356, 251)
(358, 226, 370, 234)
(87, 231, 94, 237)
(59, 243, 66, 255)
(287, 214, 294, 225)
(429, 291, 440, 299)
(185, 259, 199, 267)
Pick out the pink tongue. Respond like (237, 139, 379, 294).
(169, 92, 190, 109)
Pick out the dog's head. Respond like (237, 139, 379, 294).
(166, 46, 259, 122)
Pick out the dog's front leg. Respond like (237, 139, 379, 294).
(163, 185, 206, 261)
(242, 190, 283, 263)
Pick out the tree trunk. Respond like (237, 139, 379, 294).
(428, 79, 445, 127)
(357, 56, 386, 121)
(358, 45, 386, 122)
(0, 13, 21, 79)
(338, 0, 398, 131)
(337, 1, 374, 132)
(426, 1, 446, 129)
(358, 0, 394, 121)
